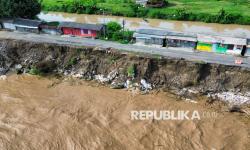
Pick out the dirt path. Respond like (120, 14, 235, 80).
(0, 75, 249, 150)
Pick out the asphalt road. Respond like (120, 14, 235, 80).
(0, 31, 250, 68)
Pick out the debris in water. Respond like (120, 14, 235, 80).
(0, 75, 7, 80)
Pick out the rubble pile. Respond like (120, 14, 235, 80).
(211, 92, 250, 105)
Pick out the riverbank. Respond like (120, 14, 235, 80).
(41, 0, 250, 25)
(0, 74, 249, 150)
(1, 38, 250, 102)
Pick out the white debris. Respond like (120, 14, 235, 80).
(0, 75, 7, 80)
(214, 92, 250, 105)
(107, 70, 118, 81)
(185, 98, 198, 104)
(125, 79, 133, 88)
(95, 70, 118, 83)
(95, 74, 109, 83)
(15, 64, 22, 70)
(140, 79, 152, 91)
(72, 73, 83, 78)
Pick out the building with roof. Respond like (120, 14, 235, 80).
(197, 34, 247, 55)
(135, 0, 148, 6)
(165, 32, 197, 50)
(58, 22, 105, 38)
(0, 19, 15, 30)
(245, 39, 250, 56)
(13, 18, 42, 33)
(133, 29, 197, 50)
(39, 22, 61, 35)
(133, 29, 169, 47)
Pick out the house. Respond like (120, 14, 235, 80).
(39, 22, 61, 35)
(197, 34, 218, 52)
(0, 19, 15, 30)
(146, 0, 166, 8)
(245, 39, 250, 56)
(58, 22, 105, 38)
(135, 0, 148, 6)
(166, 32, 197, 50)
(218, 36, 247, 55)
(133, 29, 197, 50)
(13, 18, 42, 33)
(133, 29, 169, 47)
(197, 34, 247, 55)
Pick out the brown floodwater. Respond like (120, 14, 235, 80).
(38, 12, 250, 37)
(0, 74, 249, 150)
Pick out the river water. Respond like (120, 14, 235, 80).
(38, 12, 250, 37)
(0, 75, 249, 150)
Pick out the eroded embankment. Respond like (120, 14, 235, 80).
(0, 39, 250, 98)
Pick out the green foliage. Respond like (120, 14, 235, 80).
(104, 21, 134, 43)
(106, 21, 122, 38)
(29, 66, 41, 75)
(41, 0, 250, 25)
(127, 64, 135, 78)
(0, 0, 41, 18)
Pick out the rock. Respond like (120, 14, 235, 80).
(110, 82, 125, 89)
(228, 105, 242, 113)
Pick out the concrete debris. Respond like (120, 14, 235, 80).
(72, 73, 83, 78)
(95, 70, 119, 83)
(107, 70, 118, 81)
(95, 75, 110, 83)
(213, 92, 250, 105)
(125, 79, 133, 88)
(140, 79, 152, 91)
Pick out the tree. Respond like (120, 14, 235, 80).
(106, 21, 122, 38)
(0, 0, 41, 19)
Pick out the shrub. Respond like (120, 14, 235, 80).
(29, 66, 41, 75)
(127, 64, 135, 77)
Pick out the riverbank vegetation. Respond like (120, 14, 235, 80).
(0, 0, 41, 19)
(104, 21, 134, 44)
(41, 0, 250, 25)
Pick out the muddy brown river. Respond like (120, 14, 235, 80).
(38, 12, 250, 37)
(0, 75, 249, 150)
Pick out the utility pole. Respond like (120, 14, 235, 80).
(101, 9, 106, 39)
(122, 19, 125, 41)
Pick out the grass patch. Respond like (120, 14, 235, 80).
(41, 0, 250, 24)
(29, 66, 41, 75)
(127, 64, 136, 78)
